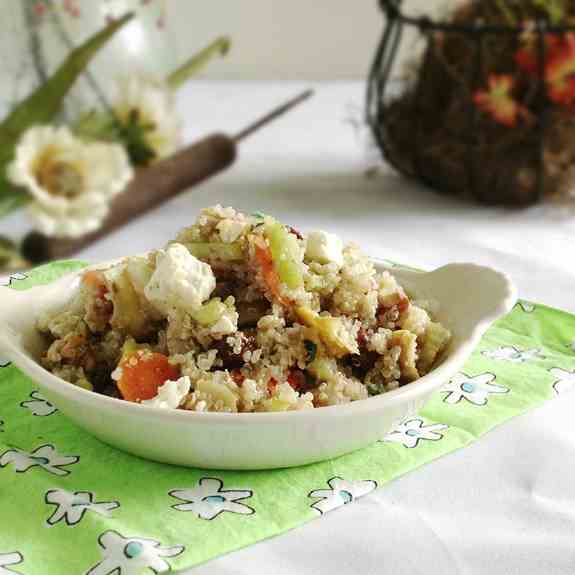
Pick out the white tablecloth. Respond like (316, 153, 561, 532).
(3, 81, 575, 574)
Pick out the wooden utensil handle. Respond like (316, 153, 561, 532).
(22, 133, 237, 263)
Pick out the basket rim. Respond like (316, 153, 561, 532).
(379, 0, 575, 35)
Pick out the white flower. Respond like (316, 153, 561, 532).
(309, 477, 377, 515)
(8, 126, 133, 238)
(170, 477, 255, 520)
(0, 443, 79, 476)
(20, 390, 58, 416)
(441, 372, 509, 406)
(45, 489, 120, 527)
(113, 74, 182, 161)
(481, 346, 544, 363)
(0, 552, 23, 575)
(550, 367, 575, 395)
(86, 530, 184, 575)
(384, 417, 448, 448)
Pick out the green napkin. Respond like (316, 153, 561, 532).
(1, 261, 574, 574)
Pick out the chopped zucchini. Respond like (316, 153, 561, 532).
(191, 298, 227, 326)
(185, 242, 243, 262)
(262, 398, 291, 412)
(296, 306, 359, 358)
(417, 321, 451, 374)
(306, 357, 338, 383)
(265, 222, 303, 289)
(110, 269, 150, 338)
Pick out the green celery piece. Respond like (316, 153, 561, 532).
(167, 36, 231, 91)
(186, 242, 243, 262)
(191, 298, 227, 326)
(0, 13, 134, 188)
(265, 222, 303, 290)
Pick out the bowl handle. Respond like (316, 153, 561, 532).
(393, 263, 518, 331)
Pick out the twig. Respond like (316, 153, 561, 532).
(23, 0, 49, 87)
(234, 89, 314, 142)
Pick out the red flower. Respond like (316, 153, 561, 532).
(474, 75, 526, 127)
(33, 2, 48, 18)
(545, 33, 575, 106)
(516, 32, 575, 108)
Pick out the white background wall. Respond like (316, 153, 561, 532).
(167, 0, 387, 80)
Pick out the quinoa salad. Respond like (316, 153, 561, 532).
(38, 206, 452, 413)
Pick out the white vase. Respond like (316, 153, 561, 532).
(0, 0, 178, 120)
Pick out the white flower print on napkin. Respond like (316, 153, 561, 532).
(45, 489, 119, 527)
(309, 477, 377, 515)
(384, 418, 448, 448)
(20, 391, 58, 417)
(0, 552, 23, 575)
(0, 273, 27, 287)
(481, 346, 543, 363)
(170, 477, 254, 520)
(441, 372, 509, 406)
(550, 367, 575, 395)
(86, 531, 183, 575)
(0, 357, 10, 368)
(0, 444, 79, 476)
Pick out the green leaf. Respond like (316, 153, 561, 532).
(167, 36, 231, 91)
(0, 13, 134, 180)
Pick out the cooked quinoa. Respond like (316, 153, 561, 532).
(38, 206, 451, 413)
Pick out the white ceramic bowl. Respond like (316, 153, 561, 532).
(0, 260, 516, 470)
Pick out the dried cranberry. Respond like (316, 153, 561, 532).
(267, 377, 278, 394)
(211, 332, 257, 369)
(287, 369, 306, 391)
(288, 368, 319, 393)
(357, 328, 368, 349)
(231, 368, 245, 386)
(287, 226, 303, 240)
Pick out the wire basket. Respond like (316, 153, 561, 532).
(367, 0, 575, 206)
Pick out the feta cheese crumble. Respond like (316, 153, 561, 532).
(210, 313, 238, 335)
(141, 376, 191, 409)
(144, 243, 215, 315)
(305, 230, 344, 267)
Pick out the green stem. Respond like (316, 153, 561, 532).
(46, 0, 114, 116)
(167, 36, 231, 91)
(494, 0, 517, 25)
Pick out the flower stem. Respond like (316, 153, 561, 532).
(23, 0, 49, 86)
(494, 0, 517, 25)
(167, 36, 231, 91)
(45, 0, 114, 116)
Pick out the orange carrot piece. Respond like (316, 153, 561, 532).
(255, 242, 288, 305)
(116, 351, 180, 402)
